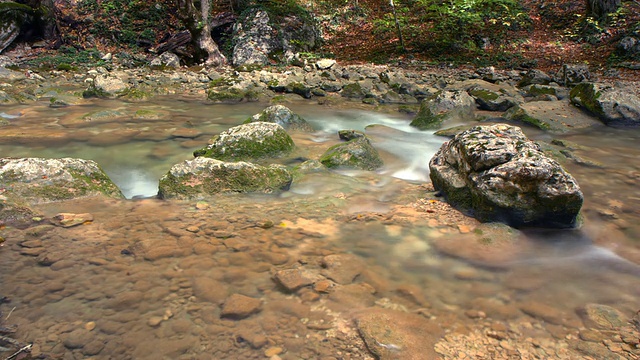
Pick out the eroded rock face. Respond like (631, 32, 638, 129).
(193, 122, 295, 161)
(570, 82, 640, 126)
(157, 157, 292, 199)
(429, 124, 583, 228)
(232, 10, 277, 67)
(245, 105, 314, 132)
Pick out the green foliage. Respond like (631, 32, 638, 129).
(78, 0, 168, 48)
(23, 47, 105, 70)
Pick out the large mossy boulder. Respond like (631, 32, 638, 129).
(0, 158, 124, 203)
(410, 90, 475, 130)
(429, 124, 583, 228)
(0, 157, 124, 226)
(193, 122, 295, 161)
(158, 157, 292, 199)
(320, 131, 383, 171)
(245, 105, 314, 132)
(570, 82, 640, 126)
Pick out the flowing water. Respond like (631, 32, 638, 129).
(0, 97, 639, 359)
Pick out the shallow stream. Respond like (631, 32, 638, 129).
(0, 97, 639, 359)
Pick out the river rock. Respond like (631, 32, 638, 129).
(577, 303, 628, 330)
(518, 69, 553, 87)
(273, 268, 322, 292)
(354, 308, 442, 359)
(150, 52, 180, 68)
(90, 74, 128, 98)
(503, 100, 602, 131)
(220, 293, 262, 319)
(410, 90, 475, 130)
(193, 122, 295, 161)
(51, 212, 94, 228)
(319, 132, 383, 170)
(570, 82, 640, 126)
(157, 157, 292, 199)
(245, 105, 314, 132)
(556, 64, 591, 86)
(0, 157, 124, 208)
(467, 85, 520, 111)
(429, 124, 583, 228)
(320, 254, 365, 285)
(316, 59, 336, 70)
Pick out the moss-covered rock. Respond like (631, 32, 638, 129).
(503, 105, 551, 130)
(207, 88, 259, 103)
(341, 82, 366, 99)
(157, 157, 293, 199)
(0, 157, 124, 203)
(468, 87, 518, 111)
(320, 134, 383, 171)
(570, 82, 640, 126)
(194, 122, 295, 161)
(244, 105, 314, 132)
(410, 90, 475, 130)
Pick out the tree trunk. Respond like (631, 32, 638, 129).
(177, 0, 226, 66)
(586, 0, 621, 18)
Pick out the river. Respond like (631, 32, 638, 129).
(0, 97, 638, 359)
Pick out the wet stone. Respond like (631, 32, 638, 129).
(220, 294, 262, 319)
(37, 251, 65, 266)
(321, 254, 365, 285)
(51, 213, 94, 228)
(578, 303, 628, 330)
(63, 329, 92, 349)
(355, 308, 442, 360)
(273, 268, 321, 292)
(20, 247, 45, 256)
(82, 339, 105, 356)
(519, 301, 566, 325)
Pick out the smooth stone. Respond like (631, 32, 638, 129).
(220, 294, 262, 319)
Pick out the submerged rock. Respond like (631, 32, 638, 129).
(158, 157, 292, 199)
(245, 105, 314, 132)
(355, 308, 442, 360)
(410, 90, 475, 130)
(570, 82, 640, 126)
(320, 131, 383, 170)
(429, 124, 583, 228)
(193, 122, 295, 161)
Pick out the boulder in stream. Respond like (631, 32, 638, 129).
(570, 82, 640, 126)
(410, 90, 476, 130)
(0, 157, 124, 226)
(157, 157, 292, 199)
(429, 124, 583, 228)
(244, 105, 314, 132)
(193, 122, 295, 161)
(320, 131, 383, 171)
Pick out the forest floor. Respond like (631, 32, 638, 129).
(318, 0, 640, 81)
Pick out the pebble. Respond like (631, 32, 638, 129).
(265, 347, 283, 357)
(147, 316, 164, 327)
(84, 321, 96, 331)
(273, 268, 320, 292)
